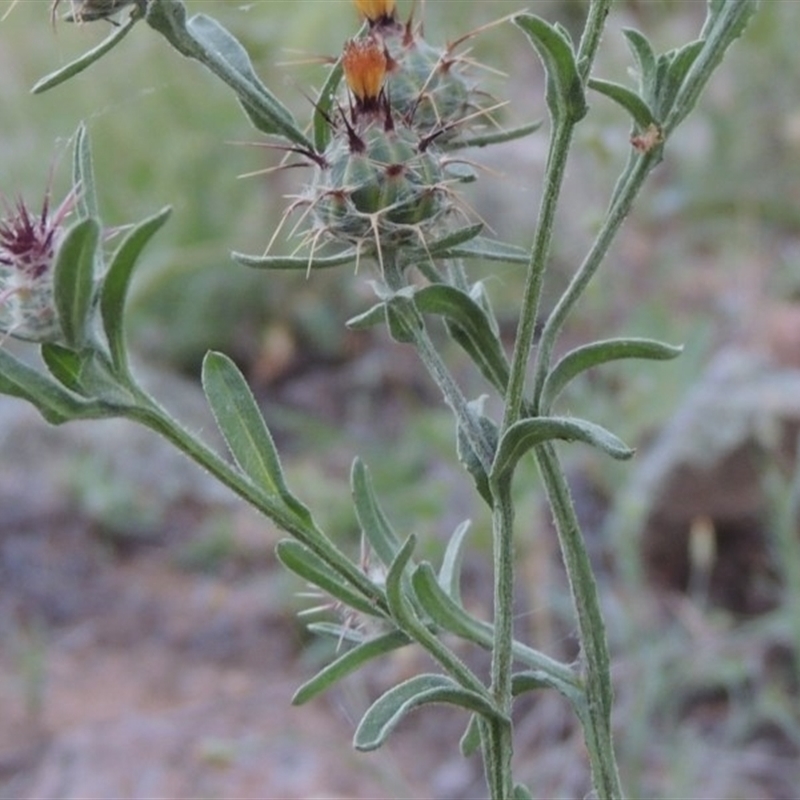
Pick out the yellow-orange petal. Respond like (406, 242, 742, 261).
(353, 0, 396, 23)
(342, 37, 387, 104)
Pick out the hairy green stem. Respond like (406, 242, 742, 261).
(537, 443, 623, 799)
(486, 478, 516, 799)
(576, 0, 614, 81)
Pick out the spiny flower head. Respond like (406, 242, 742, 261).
(342, 35, 388, 115)
(353, 0, 396, 27)
(0, 189, 75, 342)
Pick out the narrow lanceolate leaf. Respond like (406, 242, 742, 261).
(232, 249, 359, 271)
(541, 337, 683, 411)
(513, 13, 587, 124)
(32, 14, 139, 94)
(275, 539, 382, 620)
(72, 124, 100, 222)
(417, 223, 484, 257)
(202, 351, 298, 505)
(354, 674, 507, 752)
(292, 630, 410, 706)
(0, 348, 102, 424)
(53, 217, 100, 350)
(414, 284, 510, 395)
(588, 78, 657, 131)
(351, 458, 401, 569)
(41, 343, 87, 396)
(101, 206, 172, 371)
(145, 1, 311, 148)
(622, 28, 657, 100)
(492, 417, 634, 483)
(447, 120, 543, 151)
(314, 57, 343, 154)
(437, 520, 471, 604)
(435, 235, 530, 265)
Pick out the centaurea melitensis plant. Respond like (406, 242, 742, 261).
(0, 1, 759, 797)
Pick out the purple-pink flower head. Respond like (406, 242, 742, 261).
(0, 189, 76, 342)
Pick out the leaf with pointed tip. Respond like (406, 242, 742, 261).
(456, 400, 498, 508)
(0, 348, 104, 424)
(232, 249, 359, 271)
(32, 14, 139, 94)
(292, 630, 409, 706)
(588, 78, 657, 131)
(54, 217, 100, 350)
(435, 235, 530, 265)
(354, 674, 506, 752)
(306, 622, 368, 646)
(351, 458, 401, 569)
(437, 520, 471, 604)
(345, 302, 385, 331)
(414, 285, 510, 395)
(185, 14, 308, 146)
(622, 28, 657, 101)
(459, 714, 481, 757)
(314, 58, 343, 154)
(101, 206, 172, 371)
(492, 417, 634, 483)
(276, 539, 382, 619)
(202, 351, 307, 517)
(72, 124, 99, 222)
(421, 223, 484, 257)
(656, 40, 704, 120)
(41, 344, 87, 396)
(448, 120, 545, 151)
(513, 14, 586, 124)
(384, 534, 418, 624)
(541, 337, 683, 411)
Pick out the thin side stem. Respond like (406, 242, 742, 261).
(124, 387, 389, 615)
(382, 253, 495, 471)
(531, 151, 657, 412)
(576, 0, 615, 81)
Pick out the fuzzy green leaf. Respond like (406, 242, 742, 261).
(492, 417, 634, 483)
(622, 28, 657, 100)
(513, 13, 587, 123)
(0, 349, 103, 424)
(345, 302, 385, 331)
(276, 539, 381, 620)
(435, 235, 530, 265)
(101, 206, 172, 371)
(513, 784, 534, 800)
(351, 458, 401, 569)
(459, 714, 481, 757)
(145, 1, 311, 148)
(456, 403, 498, 508)
(41, 343, 87, 395)
(354, 674, 506, 752)
(314, 58, 344, 154)
(447, 120, 543, 151)
(588, 78, 657, 130)
(292, 630, 409, 706)
(72, 124, 99, 222)
(54, 217, 100, 350)
(202, 351, 298, 507)
(414, 285, 510, 394)
(232, 249, 359, 271)
(437, 520, 471, 605)
(541, 337, 683, 411)
(32, 14, 139, 94)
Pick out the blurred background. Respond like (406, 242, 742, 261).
(2, 1, 800, 797)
